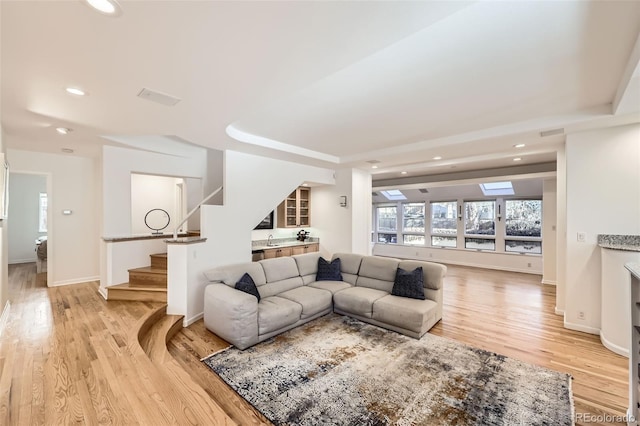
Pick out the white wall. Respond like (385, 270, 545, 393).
(555, 147, 567, 314)
(8, 149, 100, 286)
(167, 150, 336, 324)
(373, 243, 543, 274)
(130, 174, 182, 235)
(7, 173, 47, 263)
(564, 123, 640, 334)
(311, 168, 372, 257)
(541, 178, 557, 285)
(102, 145, 211, 237)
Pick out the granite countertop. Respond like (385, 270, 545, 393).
(597, 234, 640, 252)
(103, 233, 187, 242)
(626, 262, 640, 279)
(252, 237, 319, 251)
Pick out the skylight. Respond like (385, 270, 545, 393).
(380, 189, 407, 201)
(479, 181, 514, 196)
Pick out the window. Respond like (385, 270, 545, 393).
(464, 200, 495, 250)
(505, 199, 542, 254)
(380, 189, 407, 201)
(39, 192, 48, 232)
(479, 181, 514, 196)
(430, 201, 457, 247)
(401, 203, 425, 245)
(377, 206, 397, 244)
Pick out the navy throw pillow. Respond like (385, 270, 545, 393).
(316, 257, 343, 281)
(235, 272, 261, 301)
(391, 267, 425, 300)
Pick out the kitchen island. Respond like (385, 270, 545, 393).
(597, 234, 640, 356)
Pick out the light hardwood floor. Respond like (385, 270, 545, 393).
(0, 262, 628, 425)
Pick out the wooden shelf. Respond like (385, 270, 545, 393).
(277, 186, 311, 228)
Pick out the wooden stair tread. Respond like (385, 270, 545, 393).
(109, 282, 167, 292)
(128, 266, 167, 275)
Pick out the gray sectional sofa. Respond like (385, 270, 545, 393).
(203, 252, 446, 350)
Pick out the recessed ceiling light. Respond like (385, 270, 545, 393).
(56, 127, 71, 135)
(371, 165, 378, 169)
(513, 143, 525, 148)
(432, 156, 442, 160)
(85, 0, 122, 16)
(302, 183, 309, 187)
(513, 157, 522, 162)
(400, 171, 408, 175)
(61, 148, 74, 154)
(65, 87, 86, 96)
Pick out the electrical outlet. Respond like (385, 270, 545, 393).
(577, 232, 587, 243)
(578, 311, 585, 320)
(527, 262, 532, 267)
(415, 251, 419, 257)
(429, 253, 433, 258)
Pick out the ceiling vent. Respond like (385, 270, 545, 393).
(418, 188, 429, 193)
(366, 160, 381, 164)
(137, 88, 181, 106)
(539, 128, 564, 138)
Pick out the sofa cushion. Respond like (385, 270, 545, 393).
(373, 295, 438, 334)
(293, 252, 323, 284)
(259, 257, 300, 282)
(333, 287, 388, 318)
(398, 260, 446, 290)
(204, 262, 267, 287)
(316, 257, 343, 281)
(391, 267, 425, 300)
(332, 253, 363, 285)
(258, 296, 303, 335)
(278, 286, 332, 319)
(235, 273, 261, 301)
(308, 281, 352, 294)
(356, 256, 400, 292)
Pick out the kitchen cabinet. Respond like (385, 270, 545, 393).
(291, 243, 319, 255)
(261, 243, 318, 259)
(277, 186, 311, 228)
(263, 247, 293, 259)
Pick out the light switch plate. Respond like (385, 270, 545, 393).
(577, 232, 586, 242)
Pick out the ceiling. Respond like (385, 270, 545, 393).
(2, 1, 639, 182)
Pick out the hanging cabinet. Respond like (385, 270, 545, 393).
(277, 187, 311, 228)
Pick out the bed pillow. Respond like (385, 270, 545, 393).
(391, 266, 425, 300)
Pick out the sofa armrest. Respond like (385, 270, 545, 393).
(204, 283, 259, 350)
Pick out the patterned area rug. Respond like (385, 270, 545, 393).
(203, 314, 573, 426)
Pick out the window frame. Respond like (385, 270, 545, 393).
(430, 200, 458, 248)
(401, 202, 425, 246)
(504, 198, 543, 254)
(463, 199, 496, 251)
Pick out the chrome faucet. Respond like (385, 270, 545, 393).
(267, 234, 274, 246)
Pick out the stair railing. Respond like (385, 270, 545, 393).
(173, 185, 223, 240)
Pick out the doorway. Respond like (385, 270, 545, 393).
(7, 173, 49, 283)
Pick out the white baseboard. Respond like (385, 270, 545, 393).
(564, 320, 599, 335)
(51, 275, 101, 287)
(541, 279, 556, 285)
(184, 312, 203, 327)
(98, 287, 108, 300)
(599, 332, 628, 357)
(417, 258, 542, 276)
(0, 301, 11, 338)
(8, 259, 36, 264)
(554, 307, 565, 316)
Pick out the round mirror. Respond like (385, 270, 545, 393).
(144, 208, 170, 235)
